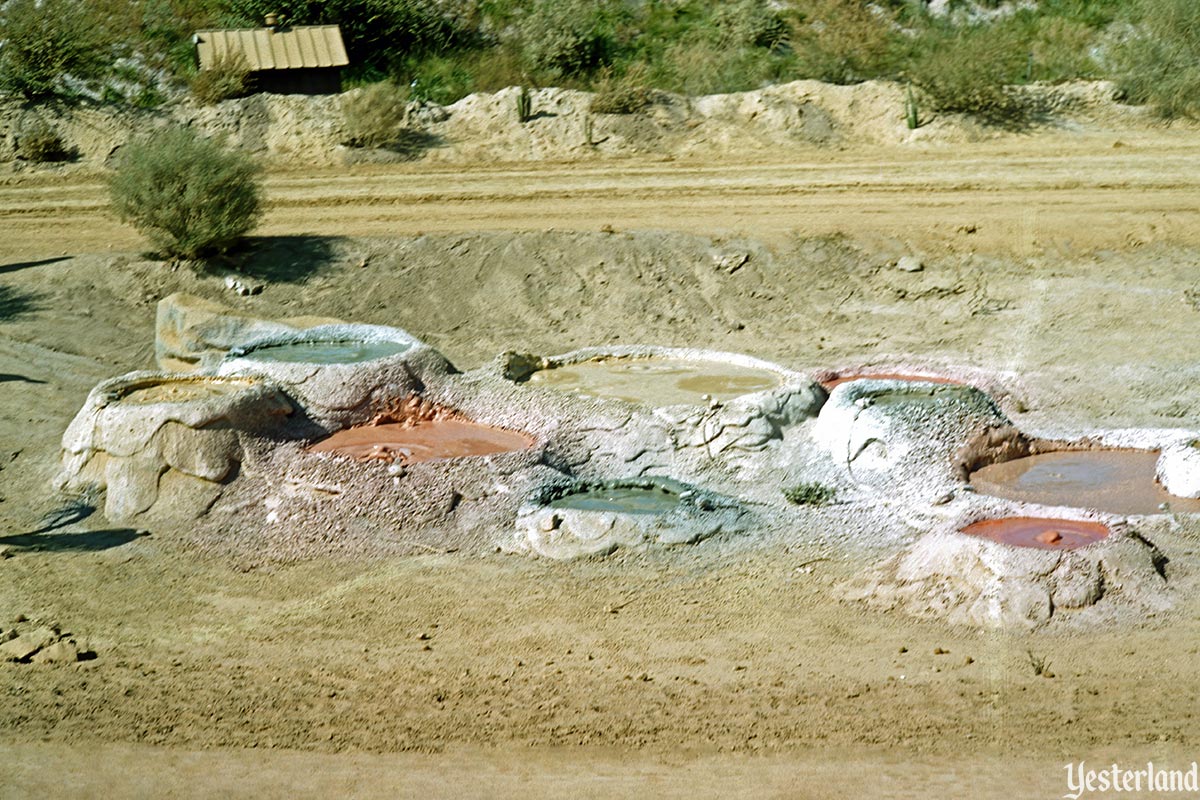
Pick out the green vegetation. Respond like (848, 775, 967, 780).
(0, 1, 1194, 123)
(0, 0, 114, 99)
(1112, 0, 1200, 119)
(783, 482, 837, 507)
(107, 127, 263, 260)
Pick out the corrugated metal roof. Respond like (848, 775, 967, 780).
(195, 25, 348, 71)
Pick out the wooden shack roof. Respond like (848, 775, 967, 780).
(194, 25, 348, 71)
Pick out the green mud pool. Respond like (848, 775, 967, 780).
(548, 486, 684, 514)
(239, 340, 411, 365)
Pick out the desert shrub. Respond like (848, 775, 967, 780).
(0, 0, 112, 99)
(16, 120, 73, 163)
(790, 0, 901, 84)
(589, 65, 652, 114)
(108, 127, 263, 260)
(190, 50, 251, 105)
(1112, 0, 1200, 119)
(406, 54, 474, 104)
(649, 37, 788, 96)
(783, 482, 837, 507)
(906, 24, 1029, 123)
(710, 0, 789, 49)
(518, 0, 620, 78)
(341, 81, 411, 147)
(1027, 16, 1102, 81)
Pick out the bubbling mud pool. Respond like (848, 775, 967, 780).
(547, 485, 684, 514)
(307, 419, 534, 463)
(526, 357, 782, 406)
(235, 339, 411, 365)
(960, 516, 1110, 550)
(970, 449, 1200, 515)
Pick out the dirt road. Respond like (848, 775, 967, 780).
(3, 131, 1199, 262)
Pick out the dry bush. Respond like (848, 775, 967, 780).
(16, 120, 73, 162)
(342, 81, 412, 148)
(589, 65, 652, 114)
(907, 24, 1028, 124)
(108, 127, 263, 260)
(190, 50, 251, 105)
(790, 0, 900, 84)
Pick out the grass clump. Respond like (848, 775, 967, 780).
(1112, 0, 1200, 119)
(783, 482, 837, 507)
(108, 127, 263, 260)
(190, 50, 251, 105)
(341, 81, 412, 148)
(16, 120, 74, 163)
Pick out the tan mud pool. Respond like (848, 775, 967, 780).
(970, 450, 1200, 515)
(526, 357, 781, 406)
(115, 377, 257, 404)
(308, 419, 534, 463)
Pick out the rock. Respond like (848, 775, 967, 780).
(897, 255, 924, 272)
(0, 627, 58, 662)
(223, 273, 264, 297)
(32, 640, 79, 664)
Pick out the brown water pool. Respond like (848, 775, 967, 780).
(960, 516, 1110, 550)
(969, 449, 1200, 515)
(525, 357, 782, 406)
(308, 419, 534, 464)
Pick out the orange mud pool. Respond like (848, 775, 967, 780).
(960, 516, 1110, 550)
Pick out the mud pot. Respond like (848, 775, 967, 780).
(525, 356, 782, 406)
(959, 516, 1110, 550)
(307, 419, 534, 463)
(969, 449, 1200, 515)
(111, 376, 259, 405)
(231, 339, 412, 365)
(547, 484, 685, 515)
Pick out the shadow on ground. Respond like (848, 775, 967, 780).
(0, 528, 146, 552)
(223, 235, 342, 284)
(0, 284, 44, 321)
(0, 256, 70, 276)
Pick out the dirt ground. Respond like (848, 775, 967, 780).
(4, 126, 1200, 797)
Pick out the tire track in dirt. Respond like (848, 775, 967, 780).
(2, 139, 1199, 261)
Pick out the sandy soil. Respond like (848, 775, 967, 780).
(4, 128, 1200, 797)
